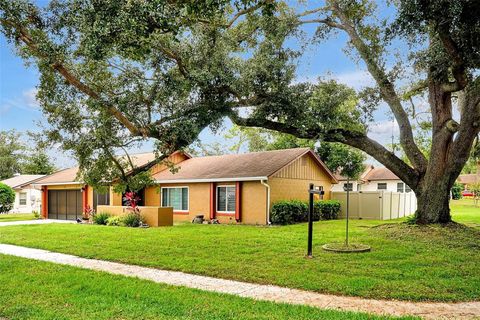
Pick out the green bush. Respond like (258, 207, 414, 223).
(314, 200, 341, 220)
(106, 216, 122, 226)
(0, 183, 15, 214)
(93, 212, 111, 225)
(451, 183, 463, 200)
(271, 200, 307, 225)
(32, 211, 40, 219)
(271, 199, 341, 225)
(121, 213, 143, 227)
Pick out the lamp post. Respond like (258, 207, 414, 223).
(343, 161, 353, 247)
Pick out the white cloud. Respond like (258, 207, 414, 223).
(295, 70, 375, 91)
(0, 88, 40, 114)
(22, 88, 40, 108)
(367, 119, 399, 145)
(333, 70, 375, 90)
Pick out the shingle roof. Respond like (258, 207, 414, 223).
(363, 167, 400, 181)
(1, 175, 45, 189)
(334, 164, 374, 181)
(153, 148, 336, 182)
(33, 152, 157, 185)
(457, 174, 479, 185)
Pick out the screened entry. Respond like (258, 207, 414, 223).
(48, 190, 82, 220)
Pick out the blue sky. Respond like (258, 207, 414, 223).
(0, 1, 399, 168)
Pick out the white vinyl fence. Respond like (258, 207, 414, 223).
(331, 191, 417, 220)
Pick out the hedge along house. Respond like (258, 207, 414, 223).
(141, 148, 338, 225)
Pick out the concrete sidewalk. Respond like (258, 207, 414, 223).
(0, 243, 478, 319)
(0, 219, 76, 227)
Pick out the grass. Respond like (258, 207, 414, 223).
(0, 255, 413, 320)
(450, 198, 480, 227)
(0, 200, 478, 302)
(0, 213, 36, 222)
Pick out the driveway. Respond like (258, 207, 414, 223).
(0, 219, 77, 227)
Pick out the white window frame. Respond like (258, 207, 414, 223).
(377, 183, 387, 190)
(405, 184, 412, 193)
(397, 182, 404, 193)
(160, 186, 189, 212)
(216, 185, 236, 214)
(19, 192, 27, 206)
(343, 183, 353, 192)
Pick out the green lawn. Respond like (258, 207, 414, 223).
(0, 255, 412, 320)
(0, 213, 36, 222)
(0, 200, 478, 302)
(451, 198, 480, 227)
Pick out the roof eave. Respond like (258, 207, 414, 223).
(155, 176, 268, 184)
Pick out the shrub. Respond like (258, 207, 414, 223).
(93, 212, 111, 225)
(106, 216, 122, 226)
(314, 200, 341, 220)
(32, 210, 40, 219)
(0, 183, 15, 214)
(451, 183, 463, 200)
(271, 200, 307, 225)
(121, 213, 143, 227)
(271, 199, 341, 225)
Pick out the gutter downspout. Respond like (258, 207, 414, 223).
(261, 179, 271, 225)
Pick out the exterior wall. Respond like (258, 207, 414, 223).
(141, 181, 268, 225)
(269, 152, 334, 206)
(360, 180, 404, 192)
(9, 187, 42, 213)
(150, 152, 190, 176)
(110, 187, 123, 206)
(331, 181, 360, 192)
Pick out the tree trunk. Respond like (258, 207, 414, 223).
(415, 182, 452, 224)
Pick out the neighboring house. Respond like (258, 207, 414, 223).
(457, 163, 480, 190)
(33, 148, 337, 224)
(1, 174, 45, 213)
(332, 165, 413, 194)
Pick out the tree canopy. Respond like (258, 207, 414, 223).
(1, 0, 479, 223)
(0, 130, 56, 179)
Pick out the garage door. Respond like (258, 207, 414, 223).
(48, 190, 82, 220)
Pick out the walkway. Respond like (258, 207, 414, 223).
(0, 244, 478, 319)
(0, 219, 76, 227)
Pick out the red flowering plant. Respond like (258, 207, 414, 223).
(82, 205, 95, 221)
(123, 191, 141, 215)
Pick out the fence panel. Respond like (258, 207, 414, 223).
(331, 191, 416, 220)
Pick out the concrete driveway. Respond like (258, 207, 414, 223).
(0, 219, 77, 227)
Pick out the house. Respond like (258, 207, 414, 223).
(0, 174, 45, 213)
(33, 148, 337, 224)
(457, 162, 480, 191)
(332, 165, 413, 194)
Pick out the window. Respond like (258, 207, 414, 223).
(397, 182, 404, 193)
(377, 183, 387, 190)
(343, 183, 353, 191)
(405, 184, 412, 193)
(161, 187, 189, 211)
(217, 186, 236, 213)
(19, 192, 27, 206)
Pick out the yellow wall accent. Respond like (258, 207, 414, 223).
(269, 153, 333, 205)
(272, 152, 332, 181)
(97, 205, 173, 227)
(150, 152, 190, 176)
(48, 184, 83, 190)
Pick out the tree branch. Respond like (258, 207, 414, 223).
(437, 22, 467, 92)
(229, 112, 419, 188)
(225, 1, 272, 29)
(325, 1, 427, 172)
(1, 18, 147, 137)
